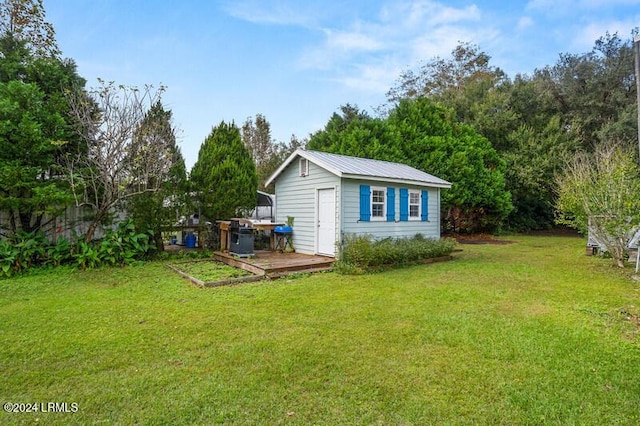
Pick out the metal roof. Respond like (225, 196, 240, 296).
(265, 149, 451, 188)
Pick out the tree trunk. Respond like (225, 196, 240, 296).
(84, 208, 108, 243)
(8, 211, 17, 235)
(154, 231, 164, 253)
(18, 211, 35, 234)
(84, 220, 99, 243)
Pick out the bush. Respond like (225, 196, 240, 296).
(335, 233, 456, 274)
(0, 219, 156, 278)
(93, 220, 155, 267)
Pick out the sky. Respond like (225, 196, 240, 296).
(46, 0, 640, 169)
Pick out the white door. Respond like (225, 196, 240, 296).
(317, 188, 336, 256)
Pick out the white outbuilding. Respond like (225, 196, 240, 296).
(265, 149, 452, 257)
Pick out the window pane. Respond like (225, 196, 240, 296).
(372, 204, 384, 217)
(372, 190, 384, 203)
(410, 192, 419, 204)
(410, 205, 419, 217)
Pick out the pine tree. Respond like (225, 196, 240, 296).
(126, 101, 187, 251)
(191, 121, 257, 220)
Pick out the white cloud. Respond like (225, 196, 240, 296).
(296, 0, 495, 94)
(222, 0, 319, 27)
(325, 29, 386, 52)
(579, 0, 640, 6)
(517, 16, 534, 31)
(570, 18, 640, 50)
(527, 0, 640, 15)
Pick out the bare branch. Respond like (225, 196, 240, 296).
(65, 81, 173, 241)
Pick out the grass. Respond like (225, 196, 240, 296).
(0, 235, 639, 425)
(170, 260, 252, 283)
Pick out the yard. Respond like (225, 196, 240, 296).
(0, 235, 639, 425)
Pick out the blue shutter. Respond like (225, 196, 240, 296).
(421, 190, 429, 221)
(359, 185, 370, 222)
(399, 188, 408, 221)
(386, 187, 395, 222)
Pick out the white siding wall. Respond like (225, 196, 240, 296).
(341, 179, 441, 241)
(274, 160, 340, 255)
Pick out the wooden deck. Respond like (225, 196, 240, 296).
(213, 250, 335, 278)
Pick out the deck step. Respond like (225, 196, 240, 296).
(213, 251, 334, 277)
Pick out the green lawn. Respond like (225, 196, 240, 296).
(169, 260, 253, 284)
(1, 235, 639, 425)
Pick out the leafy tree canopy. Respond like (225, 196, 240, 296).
(308, 98, 512, 232)
(556, 144, 640, 267)
(0, 0, 60, 57)
(535, 32, 637, 151)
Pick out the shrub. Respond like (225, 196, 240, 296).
(0, 231, 51, 277)
(0, 239, 18, 278)
(335, 233, 456, 274)
(94, 220, 155, 267)
(0, 219, 156, 277)
(46, 237, 73, 267)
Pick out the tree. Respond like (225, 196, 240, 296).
(535, 32, 637, 152)
(309, 99, 512, 232)
(241, 114, 306, 193)
(241, 114, 277, 192)
(384, 42, 583, 231)
(501, 116, 577, 230)
(0, 80, 70, 234)
(66, 80, 175, 242)
(386, 42, 507, 105)
(190, 121, 257, 221)
(0, 33, 86, 236)
(388, 98, 512, 232)
(0, 0, 59, 57)
(556, 144, 640, 267)
(126, 101, 187, 252)
(307, 104, 402, 161)
(0, 0, 86, 237)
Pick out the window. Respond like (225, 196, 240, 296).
(409, 190, 420, 219)
(371, 187, 386, 220)
(299, 158, 309, 177)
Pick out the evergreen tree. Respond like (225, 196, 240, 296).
(384, 42, 576, 231)
(0, 7, 86, 236)
(126, 101, 187, 251)
(0, 79, 70, 235)
(190, 121, 257, 220)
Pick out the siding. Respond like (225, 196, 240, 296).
(341, 178, 441, 241)
(274, 160, 340, 255)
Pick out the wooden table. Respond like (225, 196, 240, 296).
(217, 220, 284, 251)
